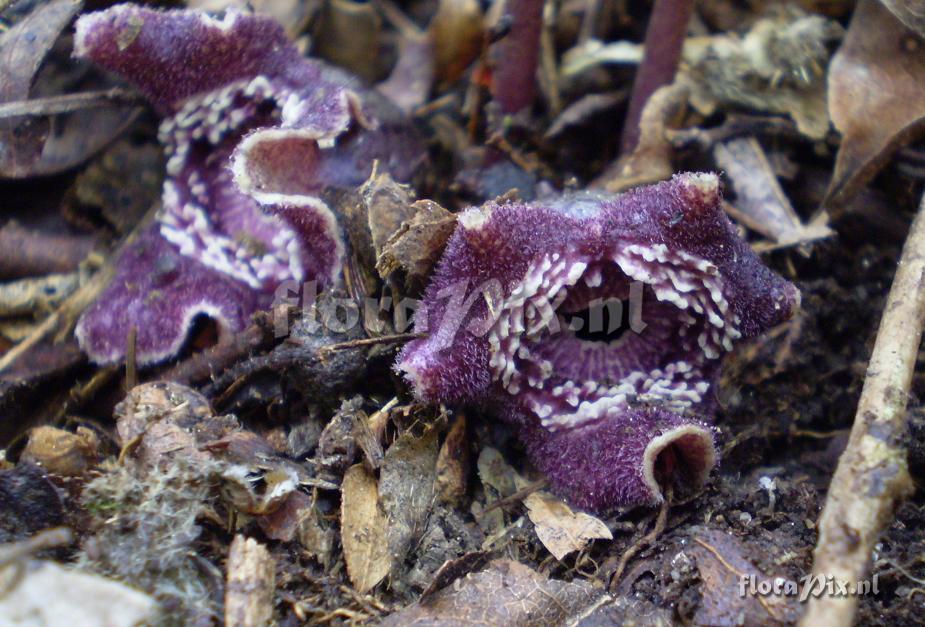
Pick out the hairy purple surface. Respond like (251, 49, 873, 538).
(397, 173, 799, 510)
(73, 4, 424, 365)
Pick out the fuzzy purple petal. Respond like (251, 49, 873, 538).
(397, 173, 799, 510)
(73, 4, 424, 365)
(74, 5, 341, 126)
(521, 406, 716, 510)
(76, 228, 263, 365)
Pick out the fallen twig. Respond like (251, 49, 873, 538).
(0, 223, 95, 280)
(317, 331, 425, 357)
(0, 88, 142, 120)
(801, 191, 925, 626)
(476, 478, 548, 518)
(0, 207, 157, 374)
(609, 486, 671, 589)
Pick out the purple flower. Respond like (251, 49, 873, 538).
(74, 4, 423, 364)
(397, 173, 800, 510)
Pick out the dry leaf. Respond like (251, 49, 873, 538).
(545, 91, 626, 139)
(0, 0, 137, 178)
(0, 272, 85, 317)
(0, 559, 158, 625)
(568, 595, 673, 625)
(0, 0, 82, 178)
(559, 39, 642, 78)
(594, 82, 688, 192)
(524, 491, 612, 561)
(115, 381, 238, 468)
(474, 446, 519, 533)
(714, 136, 833, 248)
(434, 413, 469, 507)
(379, 427, 439, 572)
(682, 9, 842, 141)
(689, 528, 800, 626)
(824, 0, 925, 209)
(20, 425, 99, 476)
(376, 199, 457, 287)
(476, 446, 518, 500)
(420, 551, 490, 598)
(313, 0, 384, 82)
(429, 0, 485, 85)
(378, 34, 435, 114)
(880, 0, 925, 37)
(381, 559, 606, 626)
(341, 463, 391, 593)
(362, 169, 417, 259)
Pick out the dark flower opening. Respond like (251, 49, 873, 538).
(646, 426, 717, 499)
(490, 249, 731, 432)
(566, 298, 632, 343)
(398, 173, 800, 510)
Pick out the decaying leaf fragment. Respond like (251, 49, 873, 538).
(0, 0, 80, 177)
(379, 427, 439, 574)
(689, 528, 800, 625)
(380, 559, 606, 626)
(0, 556, 158, 626)
(594, 82, 688, 192)
(682, 8, 843, 140)
(340, 463, 391, 593)
(524, 491, 612, 561)
(115, 381, 236, 467)
(824, 0, 925, 209)
(376, 200, 457, 286)
(434, 413, 470, 507)
(20, 425, 100, 476)
(0, 0, 136, 178)
(475, 446, 518, 532)
(714, 136, 832, 248)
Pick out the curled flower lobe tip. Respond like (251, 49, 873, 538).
(73, 4, 423, 365)
(397, 173, 799, 510)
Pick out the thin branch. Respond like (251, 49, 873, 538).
(317, 331, 425, 357)
(0, 207, 158, 374)
(801, 191, 925, 626)
(609, 485, 672, 588)
(0, 88, 143, 120)
(0, 223, 96, 279)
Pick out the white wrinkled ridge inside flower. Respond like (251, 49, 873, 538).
(486, 245, 742, 431)
(155, 75, 304, 290)
(612, 244, 742, 358)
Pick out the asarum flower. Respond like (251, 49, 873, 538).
(73, 4, 424, 364)
(397, 173, 800, 511)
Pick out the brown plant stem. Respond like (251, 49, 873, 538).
(619, 0, 694, 155)
(0, 223, 96, 279)
(801, 192, 925, 626)
(490, 0, 544, 114)
(0, 88, 142, 120)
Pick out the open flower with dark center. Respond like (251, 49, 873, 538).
(73, 4, 424, 364)
(397, 173, 800, 511)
